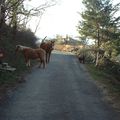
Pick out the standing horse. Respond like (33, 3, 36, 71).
(40, 40, 55, 63)
(15, 45, 46, 68)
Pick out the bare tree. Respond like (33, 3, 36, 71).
(0, 0, 58, 40)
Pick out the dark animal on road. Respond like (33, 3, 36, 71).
(78, 54, 85, 64)
(40, 40, 55, 63)
(15, 45, 46, 68)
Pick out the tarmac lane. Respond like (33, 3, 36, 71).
(0, 51, 120, 120)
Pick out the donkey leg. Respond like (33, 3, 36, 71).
(38, 60, 42, 68)
(46, 53, 47, 63)
(46, 53, 48, 64)
(28, 60, 31, 67)
(26, 60, 30, 67)
(48, 52, 51, 63)
(26, 61, 29, 67)
(42, 60, 46, 69)
(25, 58, 29, 67)
(39, 59, 46, 69)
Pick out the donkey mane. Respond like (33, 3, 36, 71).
(16, 45, 31, 51)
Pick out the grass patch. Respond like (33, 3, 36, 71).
(86, 63, 120, 110)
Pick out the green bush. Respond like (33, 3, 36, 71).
(0, 25, 37, 85)
(97, 57, 120, 81)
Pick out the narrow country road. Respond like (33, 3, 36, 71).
(0, 51, 119, 120)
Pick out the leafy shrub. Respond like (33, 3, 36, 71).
(0, 25, 37, 85)
(97, 57, 120, 81)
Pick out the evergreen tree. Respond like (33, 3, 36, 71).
(78, 0, 120, 65)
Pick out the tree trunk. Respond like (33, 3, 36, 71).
(0, 1, 5, 40)
(95, 51, 99, 66)
(95, 29, 100, 66)
(12, 21, 17, 41)
(0, 0, 5, 29)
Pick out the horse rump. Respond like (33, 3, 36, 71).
(35, 48, 46, 68)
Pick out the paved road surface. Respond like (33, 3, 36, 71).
(0, 51, 120, 120)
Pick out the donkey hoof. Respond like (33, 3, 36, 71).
(38, 66, 41, 68)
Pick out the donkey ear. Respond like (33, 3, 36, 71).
(51, 40, 55, 43)
(16, 45, 21, 50)
(16, 45, 20, 48)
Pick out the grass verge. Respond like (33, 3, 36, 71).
(86, 63, 120, 111)
(0, 57, 36, 102)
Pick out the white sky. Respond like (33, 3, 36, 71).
(25, 0, 120, 39)
(25, 0, 83, 39)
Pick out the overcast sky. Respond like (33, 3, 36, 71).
(24, 0, 83, 39)
(25, 0, 120, 39)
